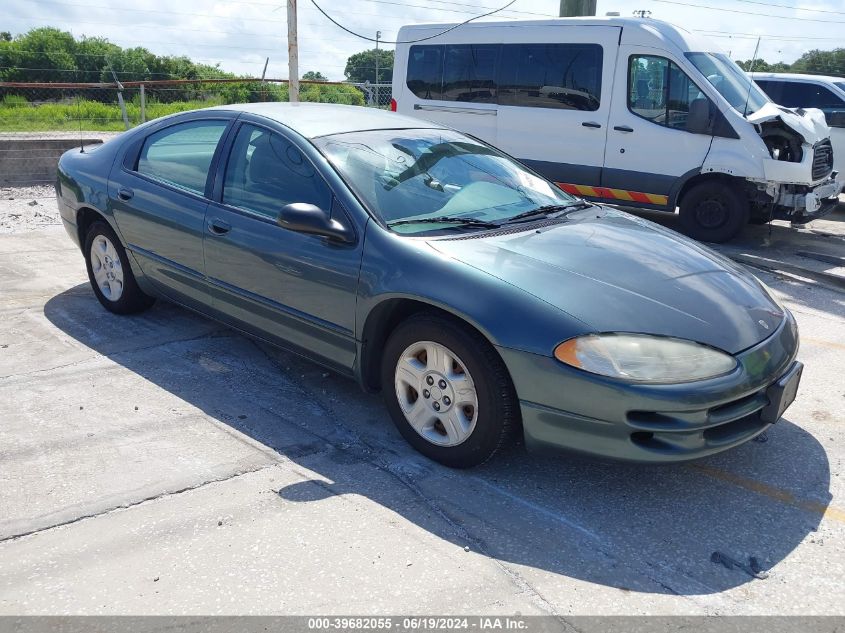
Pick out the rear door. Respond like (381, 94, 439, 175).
(601, 49, 713, 208)
(496, 25, 618, 190)
(110, 115, 233, 308)
(405, 41, 500, 146)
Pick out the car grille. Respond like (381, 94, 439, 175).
(812, 139, 833, 181)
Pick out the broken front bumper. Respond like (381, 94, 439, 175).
(773, 175, 842, 222)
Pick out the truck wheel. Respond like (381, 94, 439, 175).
(679, 182, 749, 243)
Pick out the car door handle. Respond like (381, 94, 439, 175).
(117, 187, 134, 201)
(208, 219, 231, 235)
(613, 125, 634, 133)
(581, 121, 602, 128)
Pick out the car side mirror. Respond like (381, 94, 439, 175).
(276, 202, 354, 244)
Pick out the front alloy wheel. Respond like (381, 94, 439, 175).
(381, 314, 518, 468)
(394, 341, 479, 447)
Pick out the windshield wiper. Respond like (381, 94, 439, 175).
(387, 216, 500, 229)
(504, 201, 592, 224)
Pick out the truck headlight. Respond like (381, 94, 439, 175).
(554, 334, 737, 383)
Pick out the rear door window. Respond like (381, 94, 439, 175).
(441, 44, 499, 103)
(136, 120, 228, 195)
(498, 43, 603, 111)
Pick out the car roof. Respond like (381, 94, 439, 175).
(751, 72, 845, 84)
(213, 102, 443, 138)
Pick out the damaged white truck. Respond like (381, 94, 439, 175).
(391, 17, 842, 242)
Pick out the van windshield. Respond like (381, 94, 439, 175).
(315, 128, 578, 235)
(685, 52, 769, 116)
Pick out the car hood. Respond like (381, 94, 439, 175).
(747, 102, 830, 144)
(427, 208, 784, 354)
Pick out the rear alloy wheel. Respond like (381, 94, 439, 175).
(679, 181, 749, 243)
(84, 221, 155, 314)
(382, 314, 518, 468)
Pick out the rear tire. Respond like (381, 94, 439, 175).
(381, 314, 518, 468)
(84, 220, 155, 314)
(679, 181, 749, 243)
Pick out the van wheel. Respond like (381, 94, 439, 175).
(381, 314, 518, 468)
(84, 221, 155, 314)
(679, 182, 749, 243)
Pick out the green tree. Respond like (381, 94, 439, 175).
(302, 70, 328, 82)
(791, 48, 845, 77)
(344, 48, 393, 83)
(0, 32, 12, 42)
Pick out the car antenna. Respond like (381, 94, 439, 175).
(743, 36, 761, 117)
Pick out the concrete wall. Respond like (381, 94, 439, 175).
(0, 138, 104, 186)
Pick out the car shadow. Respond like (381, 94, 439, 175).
(43, 284, 832, 597)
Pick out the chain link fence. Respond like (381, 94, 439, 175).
(0, 79, 392, 185)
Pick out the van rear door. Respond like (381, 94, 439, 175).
(496, 25, 619, 190)
(601, 47, 714, 208)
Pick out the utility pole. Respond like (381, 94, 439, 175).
(375, 30, 381, 106)
(287, 0, 299, 103)
(559, 0, 597, 16)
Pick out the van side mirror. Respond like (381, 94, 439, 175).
(686, 98, 712, 135)
(827, 111, 845, 129)
(276, 203, 355, 243)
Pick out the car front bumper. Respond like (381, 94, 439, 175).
(496, 310, 800, 463)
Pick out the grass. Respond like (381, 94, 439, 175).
(0, 98, 225, 132)
(0, 85, 367, 132)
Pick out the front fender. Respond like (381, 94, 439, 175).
(356, 224, 591, 357)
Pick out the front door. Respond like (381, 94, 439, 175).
(203, 122, 362, 371)
(602, 49, 714, 208)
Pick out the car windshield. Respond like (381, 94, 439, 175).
(314, 128, 578, 235)
(685, 52, 770, 116)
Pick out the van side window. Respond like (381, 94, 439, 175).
(407, 45, 444, 100)
(628, 55, 710, 133)
(442, 44, 499, 103)
(406, 43, 602, 110)
(499, 44, 602, 111)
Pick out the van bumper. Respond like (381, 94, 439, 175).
(773, 175, 841, 222)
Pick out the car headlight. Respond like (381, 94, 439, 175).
(554, 334, 737, 383)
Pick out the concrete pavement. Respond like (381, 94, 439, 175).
(0, 223, 843, 615)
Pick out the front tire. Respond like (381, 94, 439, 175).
(679, 181, 749, 243)
(381, 314, 518, 468)
(84, 220, 155, 314)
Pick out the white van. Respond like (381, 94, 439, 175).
(752, 72, 845, 189)
(391, 18, 841, 242)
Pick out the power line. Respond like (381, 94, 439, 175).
(308, 0, 518, 44)
(651, 0, 845, 24)
(730, 0, 845, 16)
(695, 29, 845, 42)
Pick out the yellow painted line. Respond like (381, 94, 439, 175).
(803, 337, 845, 352)
(690, 463, 845, 524)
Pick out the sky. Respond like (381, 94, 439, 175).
(5, 0, 845, 81)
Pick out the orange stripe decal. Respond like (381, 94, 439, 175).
(556, 182, 668, 206)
